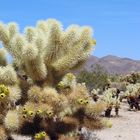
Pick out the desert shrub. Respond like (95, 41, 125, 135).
(120, 72, 140, 84)
(77, 64, 116, 91)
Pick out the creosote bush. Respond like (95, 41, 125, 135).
(77, 65, 116, 91)
(0, 19, 111, 140)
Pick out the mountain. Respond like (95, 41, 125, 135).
(81, 55, 140, 75)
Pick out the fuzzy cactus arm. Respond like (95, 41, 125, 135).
(0, 22, 21, 52)
(8, 85, 21, 104)
(24, 27, 37, 43)
(58, 25, 80, 58)
(7, 22, 19, 39)
(51, 26, 95, 72)
(73, 26, 95, 61)
(51, 41, 94, 72)
(0, 22, 9, 46)
(36, 20, 48, 34)
(0, 22, 25, 66)
(0, 48, 7, 66)
(79, 26, 93, 49)
(34, 29, 47, 55)
(22, 41, 47, 82)
(9, 34, 26, 65)
(24, 55, 47, 82)
(62, 25, 80, 48)
(23, 43, 38, 60)
(51, 46, 78, 70)
(43, 19, 63, 64)
(0, 65, 18, 85)
(14, 27, 47, 82)
(4, 110, 20, 132)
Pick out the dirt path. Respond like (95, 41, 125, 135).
(96, 102, 140, 140)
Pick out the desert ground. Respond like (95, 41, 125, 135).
(96, 102, 140, 140)
(12, 102, 140, 140)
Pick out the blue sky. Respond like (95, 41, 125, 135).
(0, 0, 140, 60)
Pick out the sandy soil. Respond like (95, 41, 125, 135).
(96, 102, 140, 140)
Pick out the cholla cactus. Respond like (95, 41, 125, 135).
(90, 89, 100, 102)
(0, 19, 111, 140)
(120, 72, 140, 84)
(58, 73, 76, 88)
(123, 83, 140, 110)
(0, 19, 96, 84)
(113, 98, 121, 116)
(34, 131, 50, 140)
(0, 48, 7, 66)
(102, 88, 121, 117)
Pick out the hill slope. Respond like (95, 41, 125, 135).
(82, 55, 140, 74)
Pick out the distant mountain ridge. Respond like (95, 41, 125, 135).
(82, 55, 140, 74)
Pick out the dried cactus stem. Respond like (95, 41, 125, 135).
(92, 95, 99, 102)
(115, 107, 119, 116)
(127, 97, 140, 110)
(105, 108, 112, 117)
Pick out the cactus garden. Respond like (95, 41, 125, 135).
(0, 0, 140, 139)
(0, 18, 140, 140)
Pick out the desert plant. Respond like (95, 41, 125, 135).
(102, 88, 121, 117)
(77, 65, 116, 91)
(90, 89, 100, 102)
(120, 72, 140, 84)
(0, 19, 111, 140)
(122, 83, 140, 110)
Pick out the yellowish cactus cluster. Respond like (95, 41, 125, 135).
(34, 131, 48, 140)
(0, 84, 21, 123)
(124, 83, 140, 98)
(3, 74, 109, 139)
(121, 83, 140, 110)
(0, 19, 114, 140)
(58, 73, 76, 89)
(0, 84, 9, 100)
(101, 88, 121, 117)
